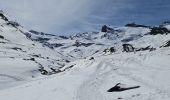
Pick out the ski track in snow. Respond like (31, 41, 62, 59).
(76, 59, 126, 100)
(0, 54, 170, 100)
(76, 56, 170, 100)
(77, 61, 112, 100)
(0, 74, 24, 81)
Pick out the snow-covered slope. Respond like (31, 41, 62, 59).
(0, 48, 170, 100)
(0, 11, 69, 89)
(0, 11, 170, 100)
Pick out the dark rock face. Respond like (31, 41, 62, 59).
(103, 47, 116, 53)
(101, 25, 114, 33)
(38, 67, 48, 75)
(0, 35, 4, 39)
(162, 40, 170, 47)
(43, 43, 63, 49)
(0, 13, 8, 21)
(73, 41, 94, 47)
(23, 58, 35, 61)
(59, 36, 69, 39)
(110, 47, 116, 53)
(122, 44, 135, 52)
(7, 21, 20, 28)
(103, 49, 109, 53)
(149, 27, 170, 35)
(136, 46, 156, 52)
(121, 37, 134, 42)
(29, 30, 56, 37)
(89, 57, 94, 60)
(101, 25, 108, 32)
(31, 54, 41, 58)
(29, 30, 40, 35)
(122, 44, 156, 53)
(81, 43, 94, 47)
(125, 23, 149, 28)
(36, 37, 50, 42)
(73, 41, 81, 47)
(23, 32, 31, 38)
(11, 47, 22, 51)
(51, 43, 63, 48)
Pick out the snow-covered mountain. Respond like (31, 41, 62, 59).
(0, 11, 170, 100)
(0, 11, 71, 89)
(29, 23, 170, 59)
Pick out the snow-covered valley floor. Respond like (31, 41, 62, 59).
(0, 48, 170, 100)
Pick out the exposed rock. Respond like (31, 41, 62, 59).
(110, 47, 116, 53)
(59, 36, 69, 39)
(89, 57, 94, 60)
(73, 41, 94, 47)
(23, 58, 35, 61)
(0, 35, 4, 39)
(162, 40, 170, 47)
(136, 46, 156, 52)
(103, 48, 109, 53)
(122, 44, 135, 52)
(38, 67, 48, 75)
(0, 12, 8, 21)
(101, 25, 114, 33)
(31, 54, 41, 58)
(30, 30, 56, 37)
(125, 22, 149, 28)
(101, 25, 108, 32)
(7, 21, 20, 28)
(11, 47, 22, 51)
(149, 27, 170, 35)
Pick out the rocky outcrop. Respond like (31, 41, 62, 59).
(149, 27, 170, 35)
(101, 25, 114, 33)
(122, 44, 135, 52)
(125, 23, 149, 28)
(0, 11, 8, 21)
(73, 40, 94, 47)
(161, 40, 170, 47)
(0, 35, 4, 39)
(136, 46, 156, 52)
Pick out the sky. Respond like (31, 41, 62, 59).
(0, 0, 170, 35)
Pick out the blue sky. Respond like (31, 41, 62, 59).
(0, 0, 170, 35)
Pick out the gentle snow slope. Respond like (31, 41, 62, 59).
(0, 48, 170, 100)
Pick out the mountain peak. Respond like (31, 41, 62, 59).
(101, 25, 114, 33)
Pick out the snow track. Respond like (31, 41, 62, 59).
(0, 74, 24, 81)
(77, 61, 113, 100)
(0, 53, 170, 100)
(76, 54, 170, 100)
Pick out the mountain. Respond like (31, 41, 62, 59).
(0, 11, 170, 100)
(29, 23, 170, 58)
(0, 11, 71, 89)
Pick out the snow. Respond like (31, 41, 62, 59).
(165, 25, 170, 30)
(0, 12, 170, 100)
(0, 48, 170, 100)
(0, 14, 69, 90)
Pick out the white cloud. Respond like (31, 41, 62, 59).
(0, 0, 130, 34)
